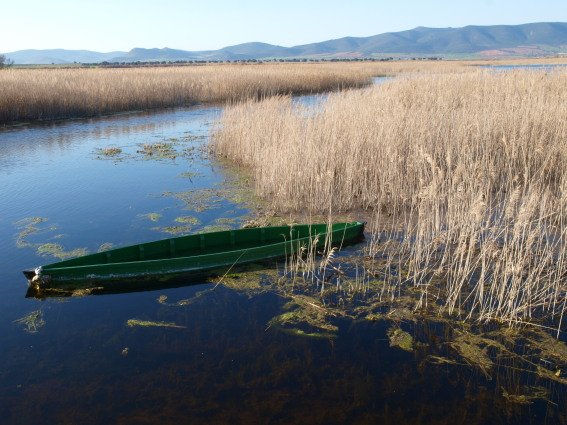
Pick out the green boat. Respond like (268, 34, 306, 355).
(23, 222, 365, 289)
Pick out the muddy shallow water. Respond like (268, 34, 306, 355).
(0, 86, 565, 424)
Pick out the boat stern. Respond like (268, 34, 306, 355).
(22, 267, 44, 287)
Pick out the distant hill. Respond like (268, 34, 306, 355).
(4, 22, 567, 64)
(4, 49, 123, 65)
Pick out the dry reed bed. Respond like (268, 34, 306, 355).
(212, 70, 567, 329)
(0, 61, 465, 125)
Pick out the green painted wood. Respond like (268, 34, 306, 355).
(24, 222, 364, 287)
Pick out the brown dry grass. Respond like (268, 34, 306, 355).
(0, 61, 468, 125)
(212, 69, 567, 329)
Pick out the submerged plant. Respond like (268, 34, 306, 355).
(98, 146, 122, 156)
(126, 319, 185, 329)
(36, 243, 88, 260)
(156, 289, 213, 307)
(137, 142, 178, 160)
(97, 242, 114, 252)
(14, 217, 49, 248)
(174, 216, 200, 225)
(268, 295, 339, 339)
(140, 212, 162, 222)
(14, 310, 45, 333)
(152, 225, 192, 235)
(387, 327, 414, 352)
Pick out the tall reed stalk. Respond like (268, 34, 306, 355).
(212, 69, 567, 330)
(0, 61, 466, 124)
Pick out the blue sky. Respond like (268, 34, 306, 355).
(2, 0, 566, 52)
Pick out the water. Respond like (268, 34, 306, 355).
(480, 63, 567, 71)
(0, 89, 565, 423)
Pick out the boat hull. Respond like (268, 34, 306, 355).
(24, 222, 364, 288)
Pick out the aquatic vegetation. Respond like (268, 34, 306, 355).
(36, 243, 88, 260)
(181, 133, 207, 142)
(156, 289, 213, 307)
(15, 217, 87, 260)
(14, 217, 49, 248)
(165, 188, 220, 213)
(126, 319, 185, 329)
(98, 146, 122, 156)
(70, 287, 103, 297)
(199, 224, 232, 233)
(387, 327, 414, 352)
(214, 217, 237, 226)
(137, 142, 178, 160)
(174, 216, 200, 225)
(242, 214, 290, 228)
(502, 386, 549, 405)
(97, 242, 114, 252)
(212, 69, 567, 331)
(524, 328, 567, 363)
(268, 295, 339, 339)
(14, 310, 45, 333)
(140, 212, 162, 222)
(152, 225, 192, 235)
(178, 171, 202, 179)
(212, 265, 278, 294)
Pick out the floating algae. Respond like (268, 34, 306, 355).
(268, 294, 339, 339)
(14, 310, 45, 333)
(449, 329, 507, 378)
(98, 147, 122, 156)
(156, 289, 213, 307)
(36, 243, 88, 260)
(181, 133, 207, 142)
(524, 328, 567, 363)
(502, 386, 550, 405)
(15, 217, 49, 248)
(126, 319, 185, 329)
(178, 171, 202, 180)
(71, 287, 103, 297)
(426, 355, 459, 365)
(137, 142, 178, 160)
(97, 242, 114, 252)
(536, 365, 567, 385)
(140, 212, 162, 222)
(152, 225, 192, 235)
(212, 264, 278, 295)
(164, 176, 256, 213)
(214, 217, 237, 226)
(199, 224, 232, 233)
(174, 216, 200, 225)
(164, 188, 221, 213)
(387, 326, 414, 352)
(15, 217, 86, 259)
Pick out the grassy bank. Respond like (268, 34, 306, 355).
(0, 61, 467, 125)
(212, 70, 567, 329)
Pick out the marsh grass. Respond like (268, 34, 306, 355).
(1, 62, 464, 124)
(212, 69, 567, 331)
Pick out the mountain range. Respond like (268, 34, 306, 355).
(5, 22, 567, 64)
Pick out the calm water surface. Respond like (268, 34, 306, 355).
(0, 88, 565, 424)
(481, 63, 567, 71)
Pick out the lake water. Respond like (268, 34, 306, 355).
(481, 63, 567, 71)
(0, 84, 565, 424)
